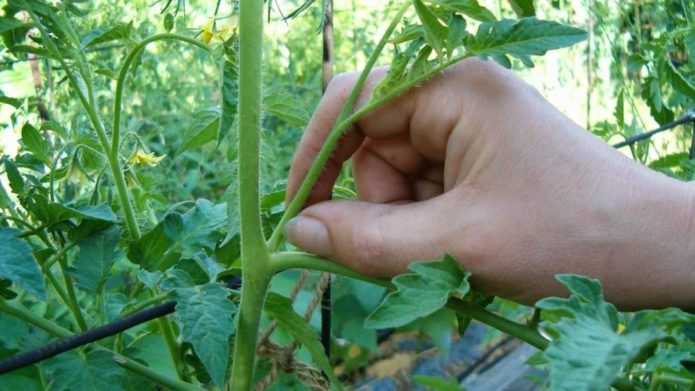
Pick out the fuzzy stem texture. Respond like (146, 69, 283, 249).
(229, 0, 272, 389)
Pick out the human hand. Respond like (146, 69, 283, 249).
(285, 58, 695, 310)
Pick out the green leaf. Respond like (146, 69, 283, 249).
(263, 91, 310, 127)
(642, 75, 674, 125)
(68, 226, 122, 293)
(685, 31, 695, 68)
(466, 17, 587, 68)
(264, 292, 343, 390)
(507, 0, 535, 17)
(128, 200, 227, 271)
(0, 367, 42, 391)
(614, 89, 624, 129)
(80, 22, 133, 49)
(648, 153, 689, 170)
(43, 350, 127, 391)
(536, 275, 679, 391)
(374, 39, 424, 98)
(446, 14, 468, 57)
(0, 228, 46, 300)
(665, 60, 695, 99)
(428, 0, 496, 22)
(22, 194, 118, 225)
(21, 123, 50, 164)
(0, 176, 15, 210)
(414, 0, 447, 58)
(170, 282, 236, 388)
(0, 17, 25, 34)
(365, 254, 470, 329)
(392, 24, 424, 44)
(163, 199, 227, 257)
(0, 94, 21, 108)
(219, 52, 239, 146)
(3, 157, 26, 196)
(163, 13, 174, 32)
(177, 109, 220, 154)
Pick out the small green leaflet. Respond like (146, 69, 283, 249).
(507, 0, 535, 17)
(0, 228, 46, 300)
(264, 292, 343, 390)
(68, 226, 123, 293)
(0, 17, 24, 34)
(169, 282, 236, 388)
(42, 350, 127, 391)
(80, 22, 134, 49)
(664, 60, 695, 99)
(177, 108, 220, 154)
(365, 254, 470, 329)
(428, 0, 496, 22)
(414, 0, 447, 58)
(263, 91, 310, 127)
(466, 17, 587, 68)
(21, 122, 51, 164)
(536, 275, 686, 391)
(3, 157, 25, 196)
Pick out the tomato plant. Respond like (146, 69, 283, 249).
(0, 1, 693, 390)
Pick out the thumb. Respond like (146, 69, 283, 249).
(284, 198, 451, 277)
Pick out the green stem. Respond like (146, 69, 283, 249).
(269, 252, 549, 350)
(111, 34, 209, 160)
(58, 257, 88, 331)
(267, 1, 412, 251)
(113, 355, 204, 391)
(270, 252, 390, 288)
(0, 300, 203, 391)
(0, 299, 70, 337)
(110, 34, 207, 240)
(229, 0, 272, 389)
(157, 316, 188, 381)
(122, 293, 167, 315)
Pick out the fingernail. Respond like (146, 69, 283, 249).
(285, 216, 333, 257)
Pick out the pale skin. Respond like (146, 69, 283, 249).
(284, 58, 695, 311)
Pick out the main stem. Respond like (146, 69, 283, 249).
(229, 0, 271, 389)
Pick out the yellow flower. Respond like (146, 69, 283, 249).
(130, 149, 165, 167)
(201, 19, 216, 44)
(66, 162, 88, 184)
(200, 16, 238, 44)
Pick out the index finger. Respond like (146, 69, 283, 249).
(286, 67, 419, 206)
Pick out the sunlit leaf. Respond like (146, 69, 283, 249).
(414, 0, 447, 58)
(537, 275, 693, 391)
(365, 254, 470, 329)
(178, 108, 220, 154)
(80, 22, 133, 49)
(21, 123, 50, 164)
(428, 0, 496, 22)
(507, 0, 535, 17)
(264, 91, 310, 127)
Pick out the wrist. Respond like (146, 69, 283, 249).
(610, 169, 695, 310)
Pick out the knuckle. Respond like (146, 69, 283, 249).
(326, 72, 360, 97)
